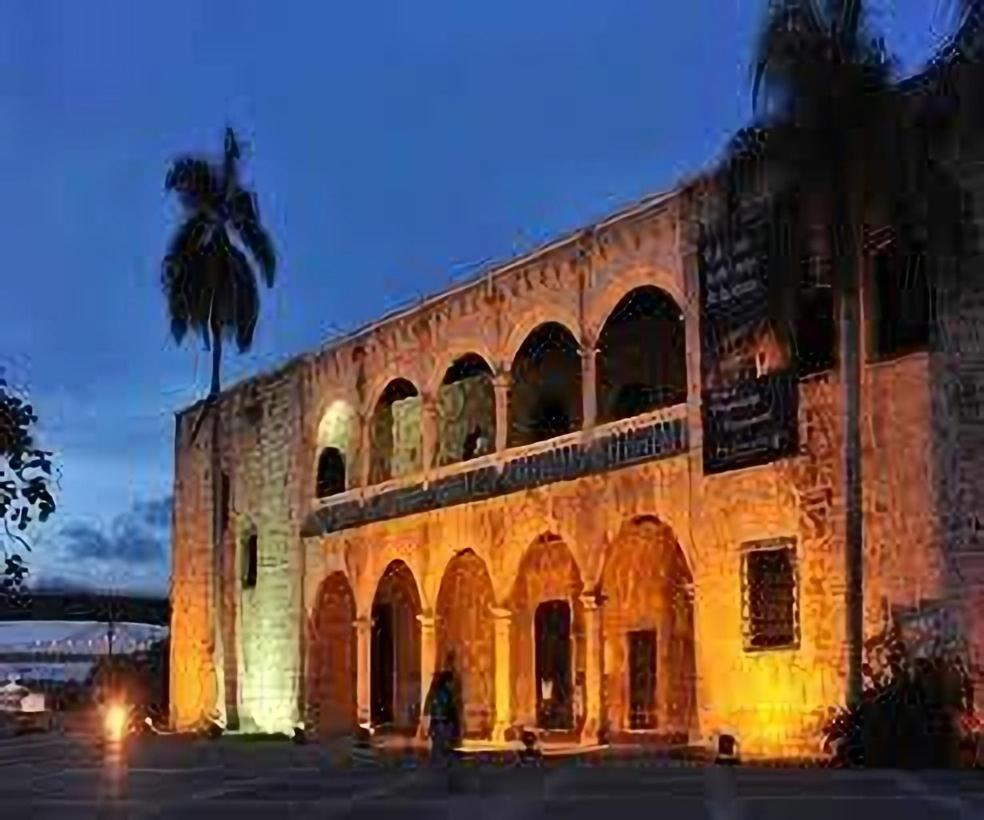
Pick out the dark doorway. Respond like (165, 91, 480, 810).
(628, 629, 657, 730)
(535, 600, 573, 730)
(370, 603, 394, 726)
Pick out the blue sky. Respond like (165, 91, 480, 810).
(0, 1, 959, 595)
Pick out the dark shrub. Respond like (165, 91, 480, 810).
(822, 624, 973, 768)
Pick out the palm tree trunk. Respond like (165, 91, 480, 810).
(210, 328, 222, 398)
(209, 326, 227, 727)
(836, 209, 865, 709)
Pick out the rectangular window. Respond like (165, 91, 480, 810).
(219, 472, 230, 534)
(742, 539, 798, 651)
(243, 533, 258, 589)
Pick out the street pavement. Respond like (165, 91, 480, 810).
(0, 730, 983, 818)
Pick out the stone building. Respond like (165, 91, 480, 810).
(169, 29, 984, 758)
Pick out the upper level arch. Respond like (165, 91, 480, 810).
(501, 304, 583, 368)
(369, 377, 422, 484)
(584, 265, 686, 346)
(595, 286, 687, 423)
(315, 399, 357, 498)
(434, 353, 496, 466)
(508, 321, 583, 447)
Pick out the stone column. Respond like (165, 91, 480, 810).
(580, 592, 604, 745)
(356, 413, 372, 489)
(492, 370, 511, 452)
(354, 617, 371, 727)
(579, 347, 598, 431)
(416, 612, 437, 740)
(420, 394, 440, 476)
(490, 606, 513, 743)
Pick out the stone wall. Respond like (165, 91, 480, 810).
(171, 188, 967, 757)
(169, 415, 216, 731)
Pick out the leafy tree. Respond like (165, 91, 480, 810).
(0, 376, 56, 604)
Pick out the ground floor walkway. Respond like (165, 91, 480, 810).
(306, 518, 700, 748)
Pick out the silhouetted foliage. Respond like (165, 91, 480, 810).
(0, 377, 56, 605)
(822, 624, 974, 768)
(745, 0, 970, 710)
(161, 127, 277, 409)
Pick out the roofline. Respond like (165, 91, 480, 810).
(176, 185, 683, 419)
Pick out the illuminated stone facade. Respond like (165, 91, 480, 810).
(169, 172, 984, 758)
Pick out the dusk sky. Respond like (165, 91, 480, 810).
(1, 1, 958, 596)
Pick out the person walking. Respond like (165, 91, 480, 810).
(424, 651, 462, 765)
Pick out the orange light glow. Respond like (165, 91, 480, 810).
(104, 703, 129, 743)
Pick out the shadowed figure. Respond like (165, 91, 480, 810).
(424, 651, 462, 762)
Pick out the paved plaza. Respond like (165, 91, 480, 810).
(1, 730, 983, 818)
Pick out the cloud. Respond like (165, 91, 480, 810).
(59, 495, 172, 565)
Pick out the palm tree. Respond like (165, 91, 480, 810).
(749, 0, 905, 708)
(162, 127, 276, 412)
(161, 127, 276, 728)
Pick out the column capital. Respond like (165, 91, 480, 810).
(353, 616, 371, 631)
(580, 590, 605, 610)
(489, 605, 512, 620)
(577, 346, 599, 361)
(416, 611, 437, 629)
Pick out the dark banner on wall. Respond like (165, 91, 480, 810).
(698, 188, 799, 474)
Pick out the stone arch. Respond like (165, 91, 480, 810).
(434, 548, 496, 738)
(501, 305, 583, 367)
(306, 572, 357, 738)
(585, 264, 686, 344)
(508, 322, 583, 447)
(370, 559, 423, 732)
(369, 378, 422, 484)
(315, 399, 357, 496)
(508, 534, 585, 733)
(599, 516, 697, 741)
(435, 353, 496, 466)
(595, 286, 686, 424)
(425, 344, 497, 397)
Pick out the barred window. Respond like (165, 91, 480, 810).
(742, 540, 798, 651)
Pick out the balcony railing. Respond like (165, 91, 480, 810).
(303, 403, 689, 537)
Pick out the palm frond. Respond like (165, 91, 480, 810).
(226, 243, 260, 352)
(752, 0, 827, 115)
(164, 214, 212, 264)
(224, 128, 240, 169)
(229, 189, 276, 286)
(164, 157, 220, 212)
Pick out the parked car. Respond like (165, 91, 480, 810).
(0, 680, 56, 735)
